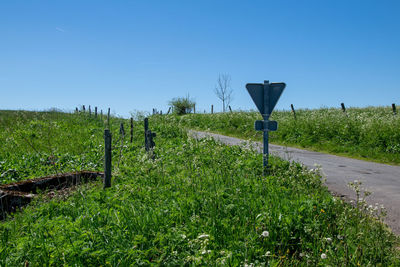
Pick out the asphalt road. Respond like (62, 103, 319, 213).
(190, 130, 400, 235)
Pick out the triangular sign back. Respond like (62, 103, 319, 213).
(246, 82, 286, 115)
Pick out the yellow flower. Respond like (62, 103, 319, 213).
(321, 209, 325, 213)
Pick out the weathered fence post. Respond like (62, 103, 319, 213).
(144, 118, 149, 149)
(104, 129, 112, 189)
(341, 103, 346, 112)
(95, 107, 97, 118)
(100, 110, 103, 119)
(82, 105, 86, 112)
(89, 105, 91, 116)
(144, 118, 156, 156)
(120, 122, 125, 137)
(229, 105, 232, 113)
(130, 118, 133, 143)
(392, 103, 397, 115)
(107, 108, 110, 128)
(118, 122, 125, 167)
(211, 105, 214, 114)
(291, 104, 297, 119)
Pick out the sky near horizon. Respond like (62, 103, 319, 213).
(1, 0, 400, 117)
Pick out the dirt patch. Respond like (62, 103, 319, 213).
(0, 171, 103, 220)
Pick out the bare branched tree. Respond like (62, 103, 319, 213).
(214, 74, 233, 112)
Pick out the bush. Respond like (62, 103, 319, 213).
(168, 96, 195, 115)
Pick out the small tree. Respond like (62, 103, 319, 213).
(168, 95, 195, 115)
(214, 74, 233, 112)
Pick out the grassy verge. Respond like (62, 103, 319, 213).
(0, 110, 128, 184)
(0, 111, 399, 265)
(174, 107, 400, 165)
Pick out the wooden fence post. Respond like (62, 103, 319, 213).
(107, 108, 110, 128)
(82, 105, 86, 112)
(193, 104, 196, 114)
(229, 106, 232, 113)
(341, 103, 346, 112)
(95, 107, 97, 118)
(392, 103, 397, 115)
(291, 104, 297, 119)
(89, 105, 91, 116)
(211, 105, 214, 114)
(104, 129, 112, 189)
(130, 118, 133, 143)
(144, 118, 149, 150)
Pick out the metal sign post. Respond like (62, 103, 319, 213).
(246, 80, 286, 175)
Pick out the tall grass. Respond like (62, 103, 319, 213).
(175, 106, 400, 164)
(0, 111, 398, 265)
(0, 110, 127, 184)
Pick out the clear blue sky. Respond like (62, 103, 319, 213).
(1, 0, 399, 117)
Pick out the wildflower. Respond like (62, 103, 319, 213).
(320, 209, 325, 213)
(325, 237, 332, 243)
(261, 231, 269, 237)
(265, 251, 271, 256)
(321, 253, 327, 259)
(198, 234, 209, 239)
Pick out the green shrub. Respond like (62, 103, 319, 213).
(168, 96, 195, 115)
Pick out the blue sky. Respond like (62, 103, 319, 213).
(1, 0, 399, 117)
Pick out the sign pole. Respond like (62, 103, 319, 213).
(263, 81, 270, 174)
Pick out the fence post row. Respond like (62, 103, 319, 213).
(104, 129, 112, 189)
(291, 104, 296, 120)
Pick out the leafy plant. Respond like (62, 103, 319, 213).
(168, 96, 195, 115)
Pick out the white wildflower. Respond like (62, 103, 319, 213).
(325, 237, 332, 243)
(261, 231, 269, 237)
(198, 234, 209, 239)
(321, 253, 327, 259)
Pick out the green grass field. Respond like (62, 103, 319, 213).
(175, 106, 400, 165)
(0, 110, 399, 265)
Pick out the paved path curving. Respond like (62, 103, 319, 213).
(190, 130, 400, 235)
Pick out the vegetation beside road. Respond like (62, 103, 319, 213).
(176, 106, 400, 164)
(0, 110, 399, 265)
